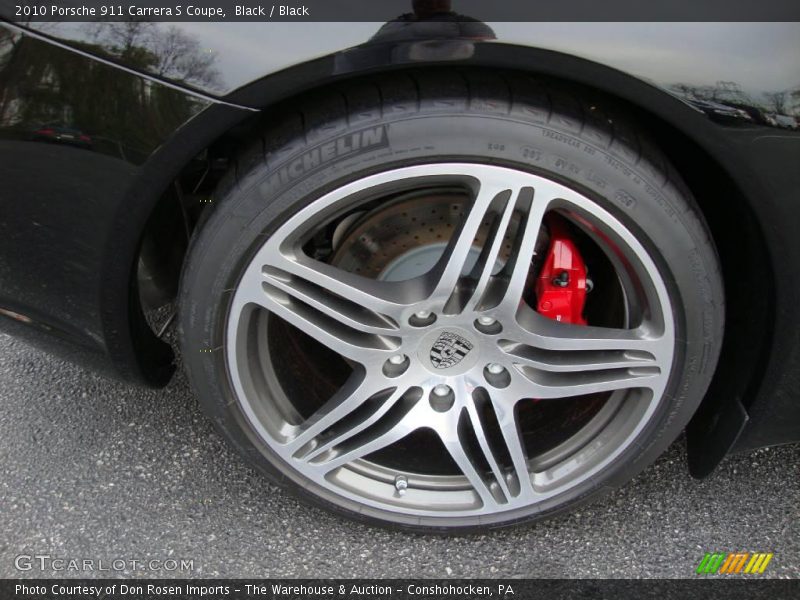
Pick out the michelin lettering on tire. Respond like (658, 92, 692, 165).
(266, 126, 388, 189)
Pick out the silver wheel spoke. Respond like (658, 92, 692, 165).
(440, 412, 507, 509)
(264, 251, 407, 320)
(234, 261, 402, 364)
(305, 400, 424, 473)
(510, 364, 662, 399)
(503, 344, 659, 372)
(243, 289, 397, 363)
(262, 266, 400, 336)
(299, 387, 408, 462)
(428, 177, 553, 315)
(492, 190, 551, 313)
(514, 312, 669, 354)
(505, 318, 668, 399)
(490, 396, 538, 500)
(462, 393, 536, 502)
(428, 180, 512, 308)
(284, 373, 378, 454)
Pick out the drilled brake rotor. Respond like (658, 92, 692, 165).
(329, 191, 533, 279)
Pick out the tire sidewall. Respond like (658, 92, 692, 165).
(179, 110, 721, 532)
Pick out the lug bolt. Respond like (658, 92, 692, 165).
(394, 475, 408, 496)
(484, 363, 511, 388)
(409, 309, 436, 327)
(429, 384, 455, 412)
(475, 314, 502, 334)
(383, 354, 410, 377)
(432, 384, 451, 397)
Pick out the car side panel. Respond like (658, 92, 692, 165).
(0, 22, 251, 384)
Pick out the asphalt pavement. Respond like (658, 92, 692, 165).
(0, 332, 797, 579)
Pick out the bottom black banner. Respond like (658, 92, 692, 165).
(1, 579, 798, 600)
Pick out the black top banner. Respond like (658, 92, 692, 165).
(2, 0, 800, 22)
(2, 579, 800, 600)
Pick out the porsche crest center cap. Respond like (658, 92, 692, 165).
(430, 331, 473, 369)
(418, 328, 479, 375)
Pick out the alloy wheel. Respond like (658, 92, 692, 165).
(225, 163, 675, 518)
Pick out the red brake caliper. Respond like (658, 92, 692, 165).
(535, 217, 588, 325)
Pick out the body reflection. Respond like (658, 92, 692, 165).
(335, 0, 495, 73)
(32, 124, 93, 149)
(0, 25, 214, 162)
(671, 80, 799, 129)
(0, 22, 210, 370)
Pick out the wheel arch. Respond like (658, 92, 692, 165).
(134, 45, 774, 470)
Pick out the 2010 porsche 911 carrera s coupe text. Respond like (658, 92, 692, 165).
(1, 2, 799, 531)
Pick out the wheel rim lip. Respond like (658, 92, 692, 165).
(224, 162, 676, 519)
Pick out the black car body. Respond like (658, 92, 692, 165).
(0, 14, 798, 491)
